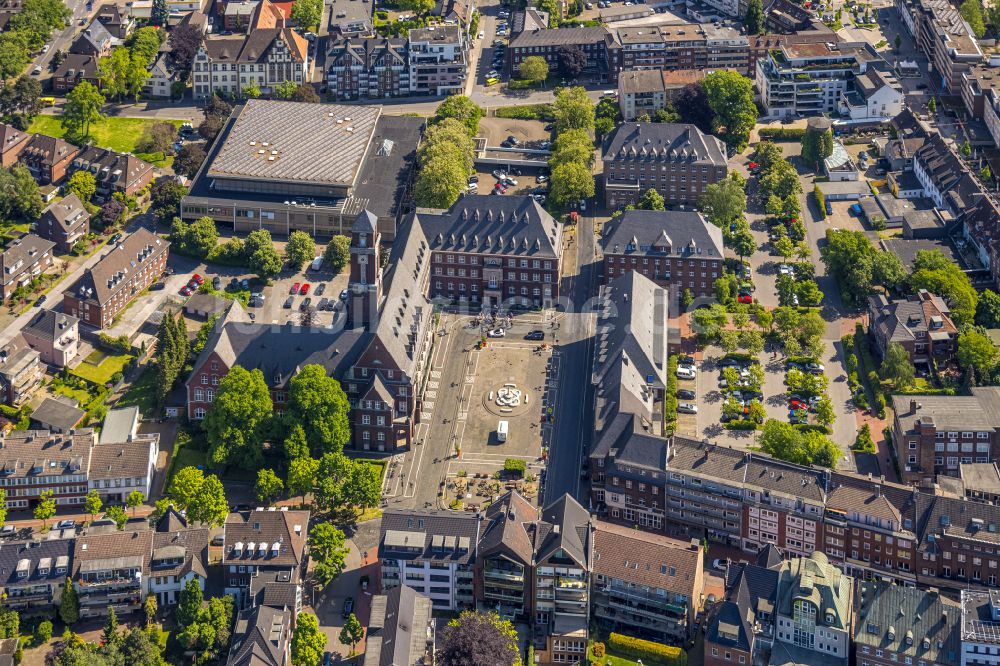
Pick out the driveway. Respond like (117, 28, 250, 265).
(310, 535, 379, 662)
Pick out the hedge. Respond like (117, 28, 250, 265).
(608, 633, 687, 666)
(758, 127, 806, 140)
(725, 420, 759, 430)
(664, 357, 678, 435)
(503, 458, 526, 475)
(495, 104, 555, 121)
(794, 423, 832, 435)
(814, 185, 826, 220)
(98, 333, 132, 355)
(722, 352, 760, 364)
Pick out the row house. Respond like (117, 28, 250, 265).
(68, 147, 154, 203)
(0, 233, 54, 301)
(148, 508, 210, 607)
(772, 552, 852, 666)
(912, 133, 983, 217)
(915, 493, 1000, 589)
(0, 539, 72, 617)
(34, 194, 90, 255)
(408, 25, 467, 96)
(959, 197, 1000, 286)
(191, 28, 310, 100)
(0, 123, 28, 167)
(365, 586, 435, 666)
(601, 123, 728, 210)
(600, 209, 724, 300)
(19, 134, 80, 185)
(326, 37, 409, 100)
(0, 338, 41, 408)
(617, 69, 706, 121)
(897, 0, 982, 95)
(508, 27, 616, 81)
(890, 389, 1000, 484)
(63, 228, 169, 330)
(855, 582, 961, 666)
(222, 508, 310, 612)
(227, 604, 292, 666)
(87, 434, 159, 504)
(52, 54, 101, 95)
(867, 290, 959, 369)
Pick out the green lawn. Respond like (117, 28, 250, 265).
(71, 351, 134, 385)
(27, 116, 185, 168)
(356, 457, 388, 481)
(116, 365, 159, 413)
(167, 446, 207, 482)
(52, 383, 93, 406)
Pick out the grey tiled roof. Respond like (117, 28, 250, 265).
(69, 228, 168, 307)
(536, 494, 591, 568)
(379, 509, 481, 565)
(227, 604, 291, 666)
(509, 26, 610, 48)
(603, 123, 727, 166)
(601, 209, 724, 260)
(0, 539, 73, 586)
(365, 585, 434, 666)
(854, 581, 960, 666)
(477, 490, 537, 565)
(0, 234, 54, 288)
(891, 387, 1000, 434)
(23, 309, 78, 344)
(30, 397, 85, 432)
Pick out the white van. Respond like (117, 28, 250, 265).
(497, 420, 508, 442)
(310, 256, 323, 271)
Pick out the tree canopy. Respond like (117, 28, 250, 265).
(203, 366, 273, 469)
(703, 70, 756, 152)
(438, 611, 522, 666)
(287, 365, 352, 457)
(759, 419, 840, 468)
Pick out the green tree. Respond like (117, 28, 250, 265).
(169, 466, 205, 511)
(62, 81, 105, 142)
(104, 505, 128, 530)
(0, 33, 31, 79)
(324, 235, 351, 274)
(774, 235, 795, 260)
(150, 178, 188, 223)
(962, 139, 973, 157)
(636, 188, 665, 211)
(67, 170, 96, 204)
(291, 0, 323, 30)
(285, 230, 317, 271)
(553, 86, 595, 135)
(144, 593, 158, 627)
(881, 341, 915, 390)
(151, 0, 168, 24)
(758, 419, 839, 467)
(719, 329, 740, 354)
(291, 612, 327, 666)
(170, 216, 219, 258)
(439, 611, 522, 666)
(84, 489, 102, 522)
(414, 152, 467, 208)
(728, 220, 756, 260)
(550, 128, 595, 167)
(125, 490, 144, 516)
(958, 328, 999, 383)
(241, 82, 261, 99)
(249, 241, 283, 282)
(287, 365, 351, 457)
(691, 303, 728, 342)
(102, 608, 119, 647)
(177, 578, 204, 627)
(548, 161, 595, 207)
(287, 455, 319, 504)
(433, 95, 482, 135)
(961, 0, 986, 37)
(894, 33, 902, 52)
(815, 397, 836, 428)
(255, 468, 284, 505)
(99, 46, 131, 101)
(653, 104, 681, 123)
(927, 96, 937, 114)
(34, 489, 55, 528)
(910, 249, 978, 326)
(872, 251, 907, 292)
(520, 55, 549, 83)
(983, 165, 993, 181)
(188, 474, 229, 527)
(801, 125, 834, 170)
(745, 0, 764, 34)
(703, 70, 757, 152)
(36, 619, 53, 644)
(59, 578, 79, 625)
(700, 174, 747, 227)
(976, 289, 1000, 327)
(339, 613, 364, 654)
(275, 79, 299, 99)
(309, 523, 350, 586)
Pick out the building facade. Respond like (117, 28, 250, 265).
(326, 37, 409, 100)
(408, 25, 467, 96)
(35, 194, 90, 254)
(867, 291, 958, 368)
(0, 233, 54, 301)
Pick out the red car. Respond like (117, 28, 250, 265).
(790, 399, 805, 410)
(738, 293, 753, 304)
(180, 286, 193, 296)
(191, 273, 204, 285)
(300, 283, 310, 295)
(748, 161, 759, 170)
(291, 283, 300, 294)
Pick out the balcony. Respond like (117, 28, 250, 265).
(484, 588, 525, 603)
(484, 567, 524, 583)
(555, 577, 588, 589)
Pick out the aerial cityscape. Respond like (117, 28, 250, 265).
(0, 0, 998, 662)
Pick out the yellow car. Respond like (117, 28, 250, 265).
(40, 96, 56, 106)
(486, 77, 499, 86)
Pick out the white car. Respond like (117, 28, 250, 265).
(492, 169, 507, 179)
(487, 328, 506, 338)
(536, 174, 549, 183)
(502, 177, 518, 186)
(477, 30, 485, 39)
(805, 362, 825, 374)
(677, 403, 698, 414)
(41, 44, 50, 53)
(466, 182, 478, 192)
(778, 264, 794, 276)
(676, 367, 696, 380)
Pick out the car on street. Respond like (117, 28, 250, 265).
(677, 403, 698, 414)
(712, 558, 729, 571)
(180, 286, 193, 296)
(340, 289, 349, 300)
(676, 366, 696, 379)
(318, 298, 329, 311)
(32, 65, 42, 75)
(478, 30, 485, 38)
(56, 520, 75, 530)
(487, 328, 506, 338)
(291, 283, 300, 294)
(300, 283, 310, 295)
(738, 292, 753, 304)
(525, 329, 545, 340)
(536, 174, 549, 183)
(677, 388, 696, 400)
(342, 597, 354, 618)
(284, 296, 294, 308)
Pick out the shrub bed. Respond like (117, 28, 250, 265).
(758, 127, 806, 140)
(608, 633, 686, 666)
(495, 104, 555, 121)
(664, 357, 678, 434)
(725, 420, 759, 430)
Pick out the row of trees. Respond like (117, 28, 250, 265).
(413, 96, 481, 208)
(99, 26, 164, 103)
(548, 87, 596, 207)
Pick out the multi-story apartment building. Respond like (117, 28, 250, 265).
(961, 590, 1000, 666)
(532, 495, 592, 665)
(474, 491, 536, 620)
(617, 69, 706, 120)
(601, 209, 724, 299)
(838, 67, 905, 121)
(22, 310, 79, 368)
(68, 147, 154, 203)
(508, 27, 615, 81)
(378, 509, 480, 611)
(706, 546, 781, 666)
(326, 37, 409, 100)
(72, 529, 153, 618)
(897, 0, 982, 95)
(772, 552, 852, 666)
(52, 54, 101, 94)
(0, 429, 91, 509)
(961, 64, 1000, 120)
(823, 472, 917, 585)
(408, 26, 467, 96)
(63, 228, 169, 330)
(867, 290, 958, 368)
(0, 338, 41, 408)
(615, 23, 749, 76)
(222, 509, 310, 611)
(0, 233, 54, 301)
(228, 604, 292, 666)
(19, 134, 80, 185)
(0, 539, 72, 617)
(890, 389, 1000, 483)
(915, 493, 1000, 589)
(756, 42, 883, 118)
(747, 28, 836, 80)
(591, 521, 704, 645)
(912, 133, 983, 216)
(35, 194, 90, 254)
(148, 508, 210, 607)
(602, 123, 728, 209)
(740, 456, 827, 559)
(855, 582, 960, 666)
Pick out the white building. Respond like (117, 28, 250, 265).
(191, 24, 310, 100)
(960, 590, 1000, 666)
(86, 433, 158, 504)
(407, 25, 467, 96)
(838, 68, 904, 121)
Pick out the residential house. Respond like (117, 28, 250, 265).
(0, 0, 21, 32)
(838, 67, 904, 121)
(21, 310, 79, 368)
(591, 521, 704, 644)
(915, 492, 1000, 589)
(326, 37, 409, 100)
(72, 529, 153, 618)
(222, 509, 310, 611)
(772, 552, 852, 665)
(364, 586, 435, 666)
(890, 389, 1000, 483)
(600, 209, 725, 299)
(378, 509, 480, 611)
(614, 23, 749, 77)
(0, 539, 72, 617)
(227, 604, 292, 666)
(854, 582, 960, 666)
(473, 490, 537, 620)
(0, 233, 55, 300)
(602, 123, 728, 209)
(407, 25, 467, 96)
(148, 508, 210, 606)
(867, 290, 959, 368)
(142, 52, 178, 99)
(99, 406, 140, 445)
(68, 146, 154, 203)
(52, 54, 101, 94)
(960, 590, 1000, 666)
(70, 20, 116, 58)
(19, 134, 81, 185)
(63, 228, 170, 329)
(0, 340, 42, 407)
(191, 26, 310, 100)
(95, 4, 134, 39)
(87, 433, 159, 503)
(35, 194, 90, 254)
(617, 69, 707, 121)
(912, 133, 983, 216)
(0, 124, 29, 167)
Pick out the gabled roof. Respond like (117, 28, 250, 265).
(223, 509, 310, 568)
(227, 604, 291, 666)
(379, 509, 480, 565)
(40, 194, 89, 230)
(0, 123, 28, 154)
(478, 490, 537, 565)
(535, 493, 591, 568)
(913, 133, 983, 213)
(24, 309, 79, 344)
(72, 529, 153, 577)
(603, 123, 727, 167)
(854, 581, 960, 666)
(68, 228, 168, 306)
(0, 538, 73, 586)
(365, 585, 434, 666)
(601, 209, 724, 260)
(21, 134, 79, 167)
(593, 520, 701, 597)
(775, 552, 851, 631)
(0, 234, 55, 287)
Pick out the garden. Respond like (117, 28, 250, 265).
(27, 116, 185, 168)
(70, 349, 134, 386)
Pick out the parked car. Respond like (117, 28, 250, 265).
(180, 286, 193, 296)
(56, 520, 75, 530)
(778, 264, 794, 276)
(318, 298, 330, 311)
(477, 30, 485, 38)
(468, 175, 479, 183)
(536, 174, 549, 183)
(300, 283, 310, 295)
(191, 273, 205, 286)
(340, 289, 349, 300)
(712, 558, 729, 571)
(676, 367, 696, 379)
(677, 388, 696, 400)
(804, 362, 825, 374)
(487, 328, 506, 338)
(677, 403, 698, 414)
(109, 233, 122, 245)
(738, 292, 753, 304)
(291, 282, 300, 294)
(825, 200, 833, 216)
(525, 329, 545, 340)
(284, 296, 294, 308)
(314, 283, 326, 296)
(300, 297, 312, 310)
(212, 276, 222, 290)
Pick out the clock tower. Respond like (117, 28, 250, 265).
(346, 210, 382, 330)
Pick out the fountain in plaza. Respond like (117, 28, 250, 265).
(496, 385, 523, 408)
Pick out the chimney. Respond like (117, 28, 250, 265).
(910, 399, 918, 414)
